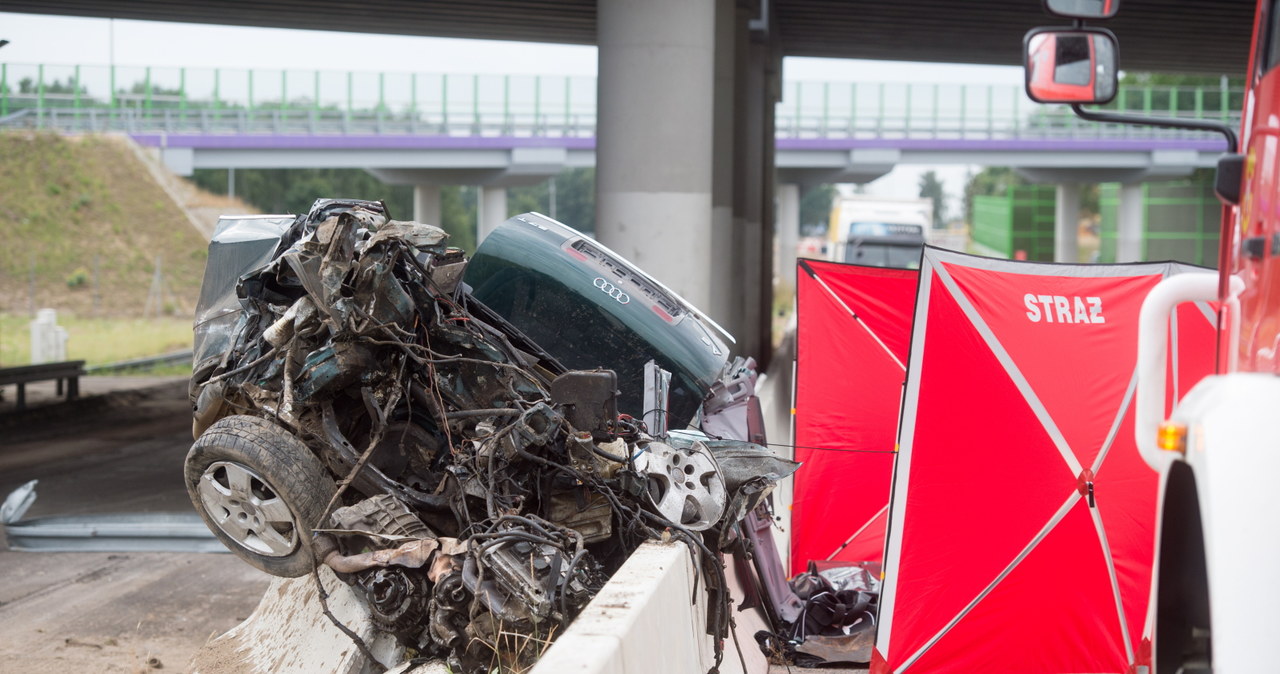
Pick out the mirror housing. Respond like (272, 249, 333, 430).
(1215, 153, 1245, 205)
(1043, 0, 1119, 20)
(1024, 28, 1119, 105)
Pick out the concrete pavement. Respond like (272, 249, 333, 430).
(0, 376, 273, 672)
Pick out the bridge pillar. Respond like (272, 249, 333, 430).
(1054, 183, 1080, 263)
(478, 186, 508, 244)
(732, 8, 764, 359)
(709, 0, 738, 332)
(777, 183, 801, 290)
(728, 2, 780, 361)
(413, 185, 442, 225)
(1118, 183, 1144, 261)
(758, 39, 780, 366)
(596, 0, 715, 312)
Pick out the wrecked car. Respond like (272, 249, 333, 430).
(186, 201, 796, 672)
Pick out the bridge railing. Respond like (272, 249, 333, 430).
(14, 106, 600, 138)
(776, 80, 1243, 141)
(0, 63, 1244, 141)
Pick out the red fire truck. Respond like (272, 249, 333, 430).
(1025, 1, 1280, 672)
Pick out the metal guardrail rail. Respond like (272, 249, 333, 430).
(0, 360, 84, 410)
(2, 480, 220, 553)
(0, 63, 1243, 142)
(83, 349, 193, 374)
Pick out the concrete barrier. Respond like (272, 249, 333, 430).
(531, 540, 768, 674)
(190, 566, 409, 674)
(188, 329, 800, 674)
(193, 542, 771, 674)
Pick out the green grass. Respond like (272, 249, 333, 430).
(0, 314, 193, 368)
(0, 132, 211, 318)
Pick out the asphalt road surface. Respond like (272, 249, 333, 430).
(0, 378, 272, 673)
(0, 373, 858, 674)
(0, 376, 195, 516)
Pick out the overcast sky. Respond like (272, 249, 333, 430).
(1, 12, 1028, 218)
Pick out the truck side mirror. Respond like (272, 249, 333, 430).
(1043, 0, 1119, 20)
(1023, 28, 1119, 105)
(1215, 153, 1245, 205)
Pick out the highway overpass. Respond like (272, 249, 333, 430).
(2, 1, 1250, 358)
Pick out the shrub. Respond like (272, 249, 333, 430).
(66, 267, 89, 288)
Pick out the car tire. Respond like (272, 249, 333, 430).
(185, 415, 336, 578)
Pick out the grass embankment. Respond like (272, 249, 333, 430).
(0, 131, 224, 373)
(0, 315, 193, 369)
(0, 132, 210, 318)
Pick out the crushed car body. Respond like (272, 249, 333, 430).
(187, 200, 798, 673)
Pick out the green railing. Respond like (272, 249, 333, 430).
(0, 63, 1245, 141)
(1099, 176, 1222, 266)
(780, 80, 1243, 140)
(0, 63, 600, 137)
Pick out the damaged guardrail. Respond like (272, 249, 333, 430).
(1, 480, 221, 553)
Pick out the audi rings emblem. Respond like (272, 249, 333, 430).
(593, 277, 631, 304)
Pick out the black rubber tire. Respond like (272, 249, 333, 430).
(185, 415, 336, 578)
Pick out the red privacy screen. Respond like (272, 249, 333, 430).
(792, 258, 917, 575)
(872, 249, 1216, 674)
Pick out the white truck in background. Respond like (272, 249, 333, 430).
(827, 195, 932, 269)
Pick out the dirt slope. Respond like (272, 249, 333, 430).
(0, 132, 255, 318)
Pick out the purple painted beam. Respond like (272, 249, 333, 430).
(130, 133, 1225, 154)
(130, 133, 596, 151)
(774, 137, 1228, 152)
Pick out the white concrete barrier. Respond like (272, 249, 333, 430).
(190, 566, 408, 674)
(194, 541, 772, 674)
(531, 540, 768, 674)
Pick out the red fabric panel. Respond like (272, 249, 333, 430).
(829, 506, 888, 567)
(906, 501, 1128, 673)
(792, 260, 917, 574)
(871, 647, 889, 674)
(939, 263, 1165, 659)
(1092, 408, 1152, 663)
(883, 271, 1078, 667)
(1176, 302, 1219, 401)
(880, 254, 1175, 673)
(941, 263, 1161, 471)
(804, 260, 916, 360)
(1162, 303, 1216, 415)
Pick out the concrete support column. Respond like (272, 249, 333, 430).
(731, 23, 766, 358)
(1054, 183, 1080, 263)
(1118, 183, 1145, 261)
(708, 0, 738, 330)
(413, 185, 441, 225)
(758, 48, 779, 366)
(727, 14, 780, 362)
(596, 0, 715, 310)
(726, 3, 752, 347)
(777, 183, 801, 288)
(478, 186, 508, 244)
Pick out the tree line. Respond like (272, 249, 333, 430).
(192, 167, 596, 253)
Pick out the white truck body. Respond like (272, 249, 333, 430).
(1135, 274, 1280, 673)
(827, 196, 932, 268)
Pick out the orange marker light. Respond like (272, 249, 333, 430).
(1157, 421, 1187, 453)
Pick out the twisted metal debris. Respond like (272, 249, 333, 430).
(186, 200, 796, 673)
